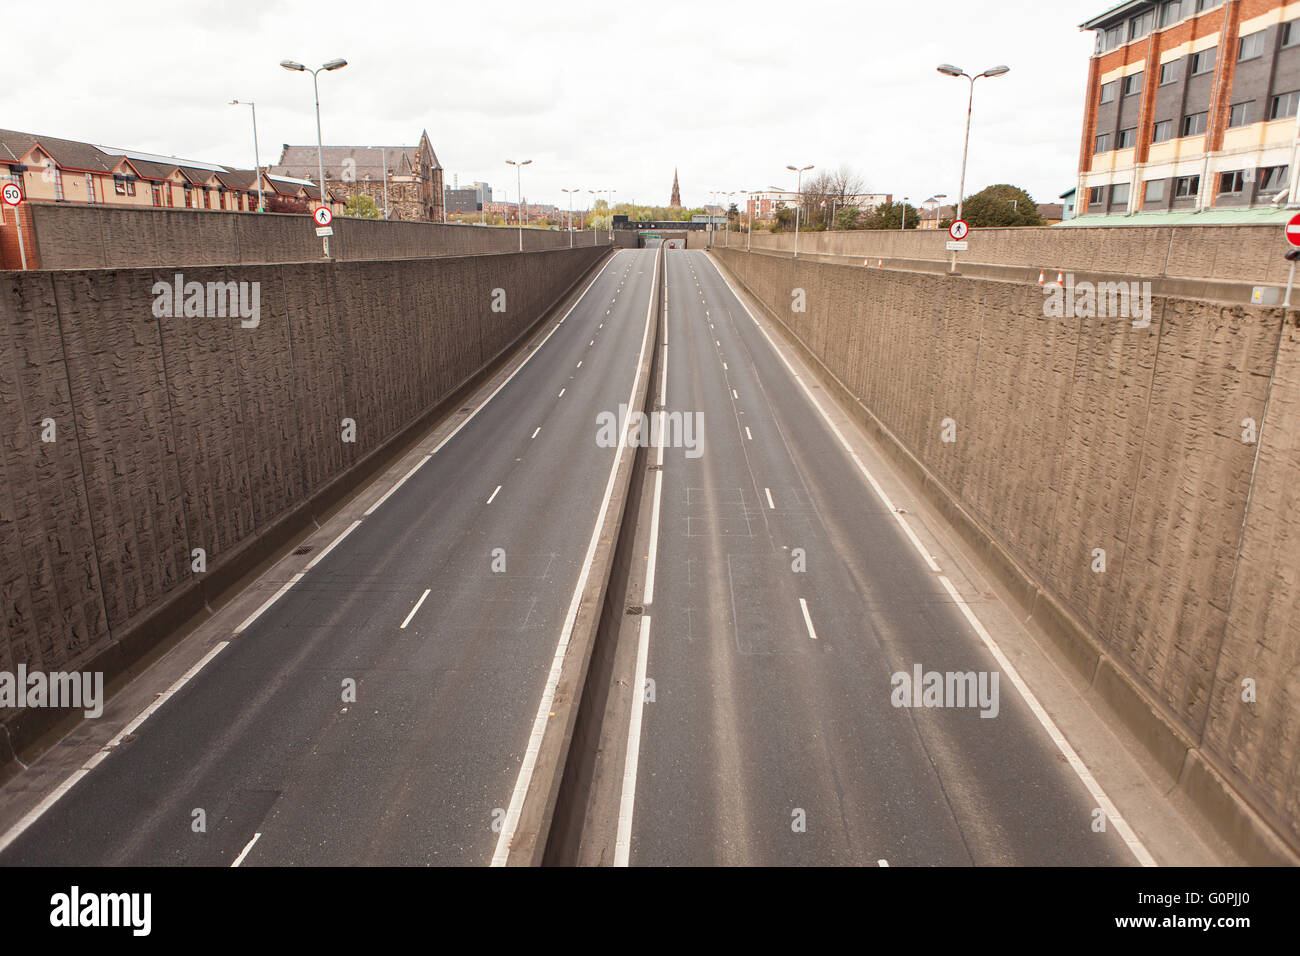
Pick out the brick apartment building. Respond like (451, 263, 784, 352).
(271, 132, 443, 222)
(1076, 0, 1300, 219)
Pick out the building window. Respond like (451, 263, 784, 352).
(1118, 127, 1137, 148)
(1260, 165, 1290, 192)
(114, 178, 127, 196)
(1129, 11, 1154, 40)
(1099, 81, 1117, 104)
(1238, 31, 1266, 62)
(151, 183, 162, 206)
(183, 185, 192, 208)
(1218, 170, 1246, 194)
(1159, 0, 1183, 27)
(1095, 132, 1112, 153)
(1190, 47, 1217, 75)
(1111, 182, 1131, 207)
(51, 166, 63, 201)
(1181, 111, 1209, 136)
(1122, 72, 1143, 95)
(1270, 90, 1300, 119)
(1145, 179, 1167, 203)
(1174, 175, 1200, 198)
(1088, 185, 1105, 205)
(1228, 102, 1253, 127)
(202, 189, 210, 209)
(1153, 119, 1174, 142)
(1195, 0, 1222, 10)
(1098, 24, 1124, 53)
(1284, 21, 1300, 48)
(86, 174, 97, 204)
(1159, 61, 1179, 85)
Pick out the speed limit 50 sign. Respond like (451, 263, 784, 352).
(1, 182, 22, 206)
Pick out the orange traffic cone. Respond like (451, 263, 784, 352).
(1055, 270, 1064, 287)
(1038, 270, 1045, 285)
(864, 258, 870, 267)
(877, 258, 883, 268)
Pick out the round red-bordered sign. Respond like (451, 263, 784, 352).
(1286, 212, 1300, 248)
(1, 182, 22, 207)
(948, 218, 969, 241)
(313, 205, 333, 226)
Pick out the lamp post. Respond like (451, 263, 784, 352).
(607, 188, 616, 242)
(740, 190, 753, 250)
(936, 62, 1009, 273)
(562, 187, 578, 247)
(786, 164, 814, 258)
(588, 189, 600, 244)
(280, 57, 348, 258)
(900, 196, 909, 231)
(228, 99, 264, 212)
(506, 159, 532, 252)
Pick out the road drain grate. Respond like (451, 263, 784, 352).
(293, 546, 313, 556)
(626, 605, 644, 615)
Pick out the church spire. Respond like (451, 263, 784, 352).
(670, 168, 681, 208)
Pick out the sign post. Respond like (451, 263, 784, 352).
(947, 218, 970, 269)
(313, 205, 334, 258)
(1284, 213, 1300, 306)
(2, 182, 27, 270)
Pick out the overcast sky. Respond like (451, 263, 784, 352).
(10, 0, 1104, 210)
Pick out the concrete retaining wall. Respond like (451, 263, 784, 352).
(19, 203, 625, 270)
(712, 246, 1300, 860)
(0, 245, 607, 754)
(694, 223, 1294, 285)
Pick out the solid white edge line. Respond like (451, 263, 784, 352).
(363, 455, 432, 517)
(304, 520, 361, 570)
(0, 640, 231, 856)
(233, 573, 304, 635)
(745, 426, 753, 440)
(614, 613, 653, 866)
(487, 485, 502, 504)
(531, 427, 541, 439)
(558, 388, 566, 397)
(231, 831, 262, 868)
(490, 246, 660, 867)
(399, 589, 432, 629)
(765, 487, 775, 509)
(711, 254, 1157, 868)
(799, 598, 819, 641)
(877, 859, 889, 867)
(936, 574, 1157, 866)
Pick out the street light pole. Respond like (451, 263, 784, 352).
(937, 63, 1009, 273)
(281, 57, 348, 258)
(608, 188, 616, 242)
(229, 100, 263, 212)
(900, 196, 909, 231)
(562, 188, 578, 247)
(506, 159, 532, 252)
(786, 164, 814, 258)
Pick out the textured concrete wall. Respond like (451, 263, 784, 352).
(699, 224, 1293, 285)
(0, 245, 605, 739)
(24, 203, 618, 269)
(714, 246, 1299, 854)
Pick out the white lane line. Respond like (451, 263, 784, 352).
(0, 640, 232, 855)
(765, 487, 775, 509)
(304, 519, 361, 569)
(590, 339, 595, 346)
(492, 245, 661, 867)
(231, 832, 262, 868)
(576, 361, 583, 368)
(722, 362, 728, 370)
(712, 263, 941, 573)
(799, 598, 819, 640)
(715, 339, 721, 347)
(877, 859, 889, 867)
(599, 323, 604, 328)
(399, 589, 432, 629)
(364, 455, 432, 516)
(558, 388, 566, 397)
(644, 318, 668, 604)
(731, 388, 739, 399)
(614, 614, 653, 866)
(486, 484, 502, 504)
(935, 574, 1157, 866)
(745, 426, 753, 440)
(531, 427, 541, 439)
(233, 573, 304, 634)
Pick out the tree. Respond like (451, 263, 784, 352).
(958, 184, 1045, 227)
(863, 201, 919, 230)
(345, 193, 381, 219)
(772, 207, 796, 231)
(834, 206, 861, 230)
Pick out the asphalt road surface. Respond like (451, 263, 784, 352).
(0, 249, 658, 866)
(612, 249, 1141, 866)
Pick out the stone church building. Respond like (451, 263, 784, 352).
(272, 130, 443, 221)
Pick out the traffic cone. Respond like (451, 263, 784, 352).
(1055, 270, 1064, 287)
(1037, 270, 1045, 285)
(877, 258, 883, 268)
(864, 258, 870, 267)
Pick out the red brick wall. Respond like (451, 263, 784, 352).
(0, 202, 39, 270)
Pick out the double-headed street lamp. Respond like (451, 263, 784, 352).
(900, 196, 910, 231)
(506, 159, 532, 252)
(561, 187, 579, 247)
(228, 99, 264, 213)
(936, 62, 1009, 272)
(280, 57, 348, 257)
(786, 164, 814, 258)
